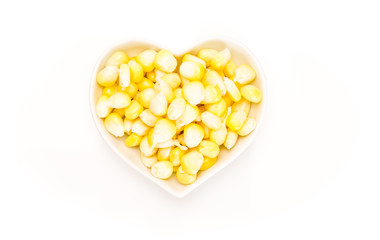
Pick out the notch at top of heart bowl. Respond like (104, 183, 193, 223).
(90, 38, 267, 197)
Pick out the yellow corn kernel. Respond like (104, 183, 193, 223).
(102, 85, 117, 97)
(112, 107, 125, 118)
(151, 161, 173, 179)
(154, 79, 174, 103)
(124, 133, 142, 147)
(184, 123, 205, 148)
(153, 49, 177, 73)
(151, 118, 176, 146)
(231, 99, 251, 116)
(235, 64, 256, 84)
(140, 136, 157, 157)
(174, 88, 183, 98)
(136, 49, 157, 72)
(224, 78, 241, 102)
(106, 51, 129, 67)
(179, 61, 205, 81)
(238, 117, 257, 136)
(202, 85, 222, 104)
(107, 92, 131, 108)
(200, 122, 211, 139)
(149, 92, 167, 116)
(176, 104, 199, 129)
(200, 157, 217, 171)
(197, 48, 218, 67)
(211, 48, 231, 71)
(177, 134, 185, 146)
(128, 60, 144, 83)
(224, 129, 238, 149)
(240, 85, 263, 103)
(96, 66, 118, 87)
(124, 118, 133, 134)
(139, 109, 158, 127)
(180, 150, 204, 174)
(120, 82, 138, 98)
(224, 61, 237, 78)
(198, 140, 220, 158)
(176, 166, 197, 184)
(161, 73, 181, 89)
(167, 98, 186, 120)
(140, 153, 157, 168)
(96, 95, 112, 118)
(146, 71, 156, 82)
(137, 78, 154, 91)
(169, 147, 184, 167)
(210, 125, 227, 145)
(119, 64, 131, 88)
(124, 100, 143, 120)
(183, 81, 205, 106)
(131, 118, 150, 136)
(104, 113, 124, 137)
(182, 54, 206, 67)
(200, 111, 222, 130)
(157, 147, 172, 162)
(205, 99, 227, 117)
(226, 110, 247, 131)
(138, 88, 155, 108)
(202, 70, 226, 95)
(173, 165, 180, 173)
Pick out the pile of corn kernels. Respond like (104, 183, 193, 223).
(95, 48, 262, 184)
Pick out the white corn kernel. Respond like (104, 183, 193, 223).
(107, 92, 131, 108)
(152, 119, 176, 146)
(154, 79, 174, 103)
(197, 48, 218, 66)
(198, 140, 220, 158)
(149, 92, 167, 116)
(138, 88, 155, 108)
(155, 139, 175, 148)
(238, 117, 256, 136)
(96, 66, 119, 87)
(96, 95, 112, 118)
(136, 49, 157, 72)
(183, 81, 205, 106)
(157, 147, 172, 161)
(203, 85, 222, 104)
(182, 54, 206, 67)
(104, 113, 124, 137)
(240, 85, 263, 103)
(235, 64, 256, 84)
(106, 51, 129, 67)
(139, 109, 158, 127)
(167, 98, 186, 120)
(226, 110, 247, 131)
(224, 129, 238, 149)
(153, 49, 177, 73)
(224, 77, 241, 102)
(131, 119, 150, 136)
(140, 153, 157, 168)
(176, 166, 197, 185)
(124, 118, 133, 134)
(140, 136, 157, 157)
(179, 61, 205, 81)
(119, 64, 131, 88)
(180, 150, 204, 174)
(184, 123, 205, 148)
(176, 104, 199, 128)
(151, 161, 173, 179)
(231, 99, 251, 116)
(201, 111, 222, 130)
(210, 125, 227, 145)
(203, 70, 226, 95)
(161, 73, 181, 89)
(211, 48, 231, 71)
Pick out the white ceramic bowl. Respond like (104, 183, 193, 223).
(90, 38, 267, 197)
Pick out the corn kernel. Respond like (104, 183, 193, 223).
(139, 109, 158, 127)
(104, 113, 124, 137)
(202, 70, 226, 95)
(96, 66, 118, 87)
(238, 117, 257, 136)
(151, 161, 173, 179)
(173, 165, 180, 173)
(146, 71, 156, 82)
(136, 49, 156, 72)
(180, 76, 191, 87)
(131, 118, 150, 136)
(167, 98, 186, 120)
(161, 73, 181, 89)
(128, 60, 144, 83)
(210, 125, 227, 145)
(183, 81, 205, 106)
(224, 61, 237, 78)
(224, 78, 241, 102)
(202, 85, 222, 104)
(235, 64, 256, 84)
(182, 54, 206, 67)
(154, 69, 166, 81)
(119, 64, 131, 88)
(211, 48, 231, 71)
(112, 107, 125, 118)
(240, 85, 263, 103)
(140, 153, 157, 168)
(174, 88, 183, 98)
(200, 122, 211, 139)
(107, 92, 131, 108)
(231, 99, 251, 116)
(149, 92, 167, 116)
(205, 98, 227, 117)
(106, 51, 129, 67)
(180, 150, 204, 174)
(138, 78, 154, 91)
(180, 61, 205, 81)
(153, 49, 177, 73)
(138, 88, 155, 108)
(198, 140, 220, 158)
(184, 123, 205, 148)
(176, 104, 199, 128)
(102, 85, 117, 97)
(152, 118, 176, 146)
(226, 110, 247, 131)
(157, 147, 172, 161)
(201, 111, 222, 130)
(176, 166, 197, 184)
(154, 79, 174, 103)
(140, 136, 157, 157)
(200, 157, 217, 171)
(96, 95, 112, 118)
(121, 82, 138, 98)
(125, 133, 142, 147)
(124, 118, 133, 134)
(224, 129, 238, 149)
(197, 48, 218, 67)
(124, 100, 143, 120)
(169, 147, 184, 167)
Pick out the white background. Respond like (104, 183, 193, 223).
(1, 0, 379, 239)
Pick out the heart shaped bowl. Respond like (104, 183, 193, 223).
(90, 38, 267, 197)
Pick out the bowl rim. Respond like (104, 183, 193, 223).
(89, 37, 268, 197)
